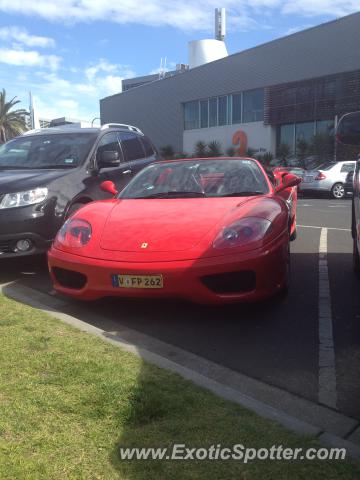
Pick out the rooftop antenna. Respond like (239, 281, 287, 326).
(215, 8, 226, 41)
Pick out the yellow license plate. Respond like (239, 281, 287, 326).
(112, 274, 163, 289)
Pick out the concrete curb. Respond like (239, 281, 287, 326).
(1, 281, 360, 460)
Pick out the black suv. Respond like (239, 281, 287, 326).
(0, 124, 159, 258)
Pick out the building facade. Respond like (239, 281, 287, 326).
(100, 12, 360, 158)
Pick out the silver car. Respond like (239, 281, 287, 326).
(299, 160, 357, 199)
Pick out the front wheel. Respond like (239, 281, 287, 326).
(331, 183, 345, 199)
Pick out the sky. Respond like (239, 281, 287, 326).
(0, 1, 358, 124)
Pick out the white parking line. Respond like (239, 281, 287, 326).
(298, 224, 351, 232)
(318, 228, 337, 409)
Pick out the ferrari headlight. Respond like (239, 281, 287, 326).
(213, 217, 272, 249)
(0, 188, 48, 209)
(55, 218, 92, 249)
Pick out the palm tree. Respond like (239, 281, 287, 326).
(0, 89, 28, 143)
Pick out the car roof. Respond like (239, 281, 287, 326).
(154, 156, 258, 164)
(20, 126, 143, 137)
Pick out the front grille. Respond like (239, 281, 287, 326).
(52, 267, 87, 290)
(201, 271, 256, 294)
(0, 240, 13, 253)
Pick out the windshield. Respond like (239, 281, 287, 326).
(0, 133, 97, 169)
(120, 159, 269, 199)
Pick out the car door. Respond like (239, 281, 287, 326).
(119, 132, 154, 175)
(95, 132, 134, 195)
(340, 162, 356, 182)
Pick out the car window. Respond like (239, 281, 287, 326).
(320, 163, 337, 171)
(120, 159, 269, 199)
(96, 133, 123, 164)
(120, 132, 145, 161)
(0, 133, 97, 169)
(140, 136, 155, 157)
(341, 162, 356, 173)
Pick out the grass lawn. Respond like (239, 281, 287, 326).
(0, 293, 358, 479)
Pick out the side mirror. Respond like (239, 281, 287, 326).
(100, 180, 118, 196)
(275, 173, 301, 194)
(336, 111, 360, 146)
(99, 150, 120, 168)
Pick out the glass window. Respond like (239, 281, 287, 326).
(184, 101, 199, 130)
(218, 96, 228, 126)
(200, 100, 208, 128)
(0, 133, 97, 169)
(96, 133, 122, 165)
(316, 119, 334, 135)
(279, 124, 295, 151)
(209, 98, 217, 127)
(232, 93, 242, 124)
(341, 162, 356, 173)
(120, 159, 269, 199)
(243, 89, 264, 123)
(295, 122, 315, 144)
(140, 136, 155, 157)
(120, 133, 145, 161)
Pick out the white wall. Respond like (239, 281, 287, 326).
(183, 122, 276, 156)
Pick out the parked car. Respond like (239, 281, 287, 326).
(298, 160, 357, 199)
(48, 157, 301, 304)
(336, 111, 360, 276)
(345, 170, 355, 195)
(0, 123, 159, 258)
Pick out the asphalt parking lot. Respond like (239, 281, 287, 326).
(1, 198, 359, 429)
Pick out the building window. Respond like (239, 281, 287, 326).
(209, 98, 217, 127)
(184, 101, 199, 130)
(316, 119, 334, 134)
(295, 122, 315, 145)
(279, 124, 295, 152)
(218, 96, 228, 126)
(243, 89, 264, 123)
(232, 93, 242, 124)
(200, 100, 209, 128)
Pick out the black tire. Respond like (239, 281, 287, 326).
(331, 183, 345, 199)
(66, 202, 84, 219)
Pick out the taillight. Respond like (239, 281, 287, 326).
(55, 218, 92, 249)
(315, 172, 326, 181)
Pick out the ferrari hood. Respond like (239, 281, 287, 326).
(100, 198, 250, 252)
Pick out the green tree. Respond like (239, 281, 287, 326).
(276, 143, 292, 166)
(160, 145, 175, 159)
(0, 89, 28, 143)
(258, 151, 273, 168)
(194, 141, 207, 158)
(225, 146, 236, 157)
(207, 140, 223, 157)
(296, 138, 308, 168)
(309, 132, 334, 163)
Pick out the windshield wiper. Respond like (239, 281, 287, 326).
(220, 191, 264, 197)
(134, 190, 206, 199)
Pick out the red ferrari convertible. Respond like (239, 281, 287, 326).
(48, 157, 301, 304)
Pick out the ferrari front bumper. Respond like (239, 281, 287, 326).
(48, 235, 289, 305)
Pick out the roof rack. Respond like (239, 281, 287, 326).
(100, 123, 144, 135)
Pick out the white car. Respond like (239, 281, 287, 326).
(299, 160, 357, 199)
